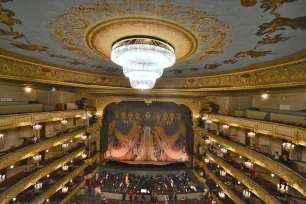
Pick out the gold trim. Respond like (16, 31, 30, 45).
(0, 146, 86, 203)
(31, 163, 88, 204)
(203, 165, 245, 204)
(203, 113, 306, 146)
(0, 110, 85, 131)
(207, 132, 306, 197)
(0, 129, 85, 171)
(193, 170, 222, 204)
(206, 151, 280, 204)
(85, 16, 198, 61)
(2, 53, 306, 90)
(59, 180, 86, 204)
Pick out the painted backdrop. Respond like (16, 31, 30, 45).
(101, 102, 193, 163)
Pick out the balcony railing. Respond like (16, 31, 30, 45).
(206, 150, 281, 204)
(0, 128, 85, 170)
(0, 145, 86, 203)
(207, 132, 306, 197)
(0, 109, 85, 130)
(30, 162, 88, 204)
(203, 164, 244, 204)
(203, 113, 306, 146)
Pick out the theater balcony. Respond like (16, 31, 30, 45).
(0, 128, 86, 171)
(205, 131, 306, 198)
(0, 145, 86, 203)
(202, 112, 306, 146)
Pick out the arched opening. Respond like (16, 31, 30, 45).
(100, 101, 194, 166)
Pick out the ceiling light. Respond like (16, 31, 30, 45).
(111, 37, 176, 90)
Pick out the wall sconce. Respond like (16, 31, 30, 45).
(32, 123, 42, 130)
(0, 133, 3, 139)
(61, 119, 68, 124)
(222, 124, 229, 129)
(247, 131, 256, 138)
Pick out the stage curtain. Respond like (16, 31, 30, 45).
(114, 123, 139, 142)
(154, 126, 179, 144)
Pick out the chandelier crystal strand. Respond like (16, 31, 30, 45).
(111, 37, 176, 90)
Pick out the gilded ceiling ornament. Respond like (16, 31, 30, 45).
(48, 0, 232, 63)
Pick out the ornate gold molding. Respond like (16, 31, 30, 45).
(1, 51, 306, 91)
(206, 151, 280, 204)
(204, 113, 306, 146)
(0, 109, 85, 131)
(59, 180, 85, 204)
(193, 170, 222, 204)
(203, 165, 245, 204)
(207, 133, 306, 197)
(0, 146, 86, 203)
(31, 163, 88, 204)
(96, 96, 200, 116)
(0, 129, 86, 171)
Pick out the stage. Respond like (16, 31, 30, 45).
(101, 160, 191, 174)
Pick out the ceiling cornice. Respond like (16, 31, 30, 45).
(1, 51, 306, 92)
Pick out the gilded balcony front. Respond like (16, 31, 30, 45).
(193, 170, 222, 204)
(0, 146, 86, 203)
(0, 129, 86, 170)
(59, 180, 85, 204)
(203, 165, 244, 204)
(206, 151, 280, 204)
(31, 163, 88, 204)
(0, 110, 85, 130)
(207, 132, 306, 197)
(204, 114, 306, 146)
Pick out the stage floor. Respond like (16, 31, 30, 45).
(101, 160, 191, 172)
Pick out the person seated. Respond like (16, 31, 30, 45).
(274, 152, 279, 160)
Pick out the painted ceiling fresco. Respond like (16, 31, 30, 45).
(0, 0, 306, 77)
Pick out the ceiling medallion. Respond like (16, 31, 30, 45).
(110, 37, 176, 89)
(50, 0, 231, 63)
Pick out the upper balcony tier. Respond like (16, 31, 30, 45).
(0, 109, 87, 130)
(207, 132, 306, 197)
(0, 128, 85, 171)
(202, 113, 306, 146)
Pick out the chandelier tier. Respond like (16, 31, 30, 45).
(111, 37, 176, 90)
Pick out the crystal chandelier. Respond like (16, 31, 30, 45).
(220, 170, 227, 177)
(62, 143, 69, 149)
(0, 174, 5, 183)
(244, 160, 254, 169)
(218, 191, 225, 199)
(33, 154, 42, 161)
(243, 189, 251, 199)
(32, 123, 42, 130)
(82, 153, 87, 159)
(282, 142, 295, 151)
(62, 186, 69, 193)
(247, 131, 256, 138)
(205, 138, 211, 144)
(62, 165, 69, 171)
(222, 124, 229, 129)
(61, 119, 68, 124)
(34, 182, 43, 190)
(277, 183, 289, 194)
(111, 37, 176, 90)
(220, 147, 227, 154)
